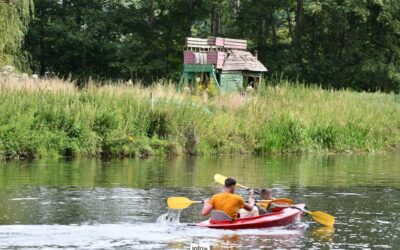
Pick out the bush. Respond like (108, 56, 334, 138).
(308, 124, 338, 150)
(260, 116, 305, 153)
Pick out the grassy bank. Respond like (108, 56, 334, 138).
(0, 76, 399, 159)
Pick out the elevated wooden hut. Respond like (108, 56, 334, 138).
(180, 37, 268, 93)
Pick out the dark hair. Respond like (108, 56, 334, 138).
(261, 188, 271, 195)
(224, 177, 237, 187)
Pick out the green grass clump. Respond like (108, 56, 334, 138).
(0, 77, 399, 159)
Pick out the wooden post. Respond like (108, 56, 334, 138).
(211, 69, 221, 92)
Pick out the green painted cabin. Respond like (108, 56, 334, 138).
(180, 37, 268, 93)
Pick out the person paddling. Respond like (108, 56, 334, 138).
(257, 188, 289, 213)
(201, 177, 255, 220)
(255, 188, 274, 214)
(260, 188, 274, 200)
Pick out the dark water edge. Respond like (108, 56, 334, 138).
(0, 153, 399, 249)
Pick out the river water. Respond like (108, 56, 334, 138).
(0, 153, 399, 249)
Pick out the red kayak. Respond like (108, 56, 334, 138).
(197, 204, 305, 229)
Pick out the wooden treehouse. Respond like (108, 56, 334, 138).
(180, 37, 268, 93)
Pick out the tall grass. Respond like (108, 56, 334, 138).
(0, 76, 399, 159)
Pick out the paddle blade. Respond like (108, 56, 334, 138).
(214, 173, 249, 190)
(214, 174, 227, 185)
(256, 198, 293, 205)
(167, 197, 195, 210)
(274, 198, 293, 204)
(309, 211, 336, 227)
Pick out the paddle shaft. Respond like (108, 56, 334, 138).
(289, 205, 318, 216)
(214, 174, 261, 194)
(236, 184, 260, 194)
(290, 205, 308, 213)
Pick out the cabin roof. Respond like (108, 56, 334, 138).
(222, 50, 268, 72)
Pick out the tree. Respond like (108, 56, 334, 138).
(25, 0, 209, 83)
(22, 0, 400, 92)
(0, 0, 33, 70)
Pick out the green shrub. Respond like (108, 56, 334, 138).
(308, 124, 338, 150)
(260, 116, 305, 153)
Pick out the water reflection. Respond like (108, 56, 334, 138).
(0, 153, 399, 249)
(1, 153, 400, 188)
(212, 230, 306, 250)
(311, 226, 335, 241)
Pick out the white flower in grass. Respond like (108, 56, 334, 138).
(2, 65, 14, 73)
(21, 73, 29, 80)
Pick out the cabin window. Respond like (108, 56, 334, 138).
(247, 76, 256, 88)
(243, 75, 260, 90)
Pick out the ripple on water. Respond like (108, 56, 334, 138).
(0, 223, 308, 250)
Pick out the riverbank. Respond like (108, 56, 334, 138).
(0, 75, 399, 159)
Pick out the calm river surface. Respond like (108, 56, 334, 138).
(0, 153, 399, 249)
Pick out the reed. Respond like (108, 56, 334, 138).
(0, 75, 399, 159)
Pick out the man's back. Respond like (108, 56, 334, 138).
(210, 193, 245, 220)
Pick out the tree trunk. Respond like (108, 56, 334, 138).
(211, 1, 221, 36)
(294, 0, 303, 47)
(210, 7, 214, 35)
(147, 0, 154, 28)
(39, 19, 46, 76)
(294, 0, 303, 65)
(270, 10, 277, 46)
(388, 50, 396, 64)
(219, 12, 223, 35)
(186, 0, 194, 35)
(286, 8, 294, 42)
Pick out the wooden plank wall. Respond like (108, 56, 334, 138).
(207, 51, 226, 69)
(220, 72, 243, 93)
(185, 37, 247, 50)
(223, 38, 247, 50)
(184, 51, 226, 69)
(184, 37, 248, 70)
(183, 51, 195, 64)
(185, 37, 209, 48)
(183, 64, 215, 73)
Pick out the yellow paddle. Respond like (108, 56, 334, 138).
(214, 173, 335, 227)
(167, 197, 203, 210)
(292, 206, 335, 227)
(256, 201, 335, 227)
(256, 198, 294, 210)
(214, 173, 250, 190)
(256, 198, 293, 205)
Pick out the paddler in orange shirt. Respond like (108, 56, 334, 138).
(201, 177, 256, 220)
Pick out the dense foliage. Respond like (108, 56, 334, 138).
(0, 0, 33, 70)
(0, 0, 399, 92)
(25, 0, 209, 82)
(1, 76, 400, 159)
